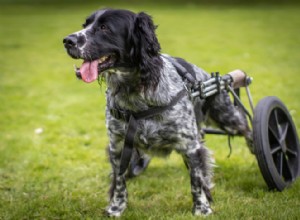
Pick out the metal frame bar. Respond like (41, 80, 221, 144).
(227, 86, 253, 122)
(192, 72, 254, 136)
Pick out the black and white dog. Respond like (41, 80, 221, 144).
(63, 8, 252, 217)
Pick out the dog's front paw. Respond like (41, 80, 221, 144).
(105, 204, 126, 217)
(193, 204, 213, 216)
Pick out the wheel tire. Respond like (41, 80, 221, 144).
(253, 96, 300, 191)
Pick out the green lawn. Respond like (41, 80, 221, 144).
(0, 1, 300, 219)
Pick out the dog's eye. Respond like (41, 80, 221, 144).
(100, 24, 107, 30)
(94, 24, 110, 34)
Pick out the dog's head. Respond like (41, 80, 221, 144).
(63, 9, 162, 89)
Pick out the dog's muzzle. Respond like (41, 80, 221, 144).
(63, 33, 86, 59)
(63, 34, 77, 49)
(63, 33, 100, 83)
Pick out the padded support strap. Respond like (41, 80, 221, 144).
(119, 116, 139, 175)
(163, 55, 197, 85)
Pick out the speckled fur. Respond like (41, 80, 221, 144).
(63, 9, 252, 217)
(104, 55, 251, 216)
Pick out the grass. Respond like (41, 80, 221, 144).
(0, 1, 300, 219)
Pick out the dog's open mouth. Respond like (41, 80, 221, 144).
(76, 55, 116, 83)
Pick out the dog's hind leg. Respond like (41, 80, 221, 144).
(182, 141, 214, 216)
(206, 90, 254, 153)
(126, 149, 151, 178)
(106, 141, 128, 217)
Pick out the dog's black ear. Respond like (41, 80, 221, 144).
(132, 12, 162, 90)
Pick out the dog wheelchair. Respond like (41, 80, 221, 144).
(128, 68, 300, 191)
(194, 70, 299, 191)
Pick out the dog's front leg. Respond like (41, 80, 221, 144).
(184, 141, 213, 216)
(106, 142, 128, 217)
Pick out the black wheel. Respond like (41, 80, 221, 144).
(253, 96, 300, 191)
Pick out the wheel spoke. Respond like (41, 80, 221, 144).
(274, 108, 280, 127)
(276, 152, 284, 177)
(270, 145, 282, 155)
(268, 125, 280, 143)
(283, 153, 294, 181)
(286, 148, 298, 157)
(268, 109, 281, 143)
(278, 123, 289, 143)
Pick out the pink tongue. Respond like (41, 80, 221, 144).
(79, 60, 99, 83)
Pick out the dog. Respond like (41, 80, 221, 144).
(63, 8, 252, 217)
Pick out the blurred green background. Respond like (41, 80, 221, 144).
(0, 0, 299, 219)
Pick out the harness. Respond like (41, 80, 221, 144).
(110, 57, 196, 176)
(112, 89, 186, 176)
(109, 57, 253, 172)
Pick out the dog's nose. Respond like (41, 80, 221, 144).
(63, 35, 77, 48)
